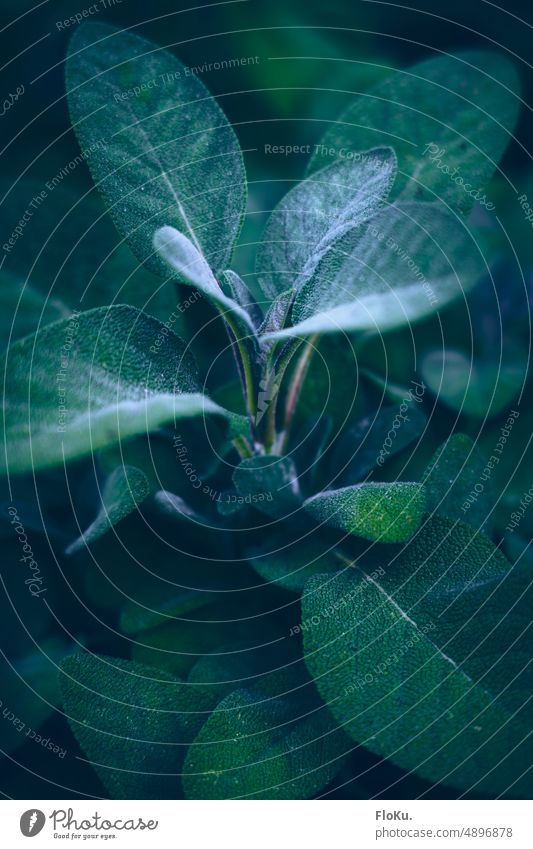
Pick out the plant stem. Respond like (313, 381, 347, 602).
(260, 338, 303, 453)
(224, 315, 258, 423)
(280, 334, 319, 452)
(232, 434, 254, 459)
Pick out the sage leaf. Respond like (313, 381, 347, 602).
(183, 687, 348, 799)
(220, 269, 264, 329)
(302, 517, 532, 795)
(60, 653, 185, 799)
(66, 22, 246, 277)
(307, 51, 520, 214)
(2, 305, 228, 475)
(263, 203, 483, 341)
(258, 289, 294, 336)
(233, 455, 302, 518)
(66, 465, 152, 555)
(421, 348, 525, 419)
(154, 226, 256, 339)
(422, 434, 494, 531)
(256, 147, 396, 299)
(305, 482, 426, 543)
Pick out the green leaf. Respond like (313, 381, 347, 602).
(0, 270, 67, 350)
(286, 335, 368, 433)
(331, 403, 427, 485)
(258, 289, 294, 336)
(247, 532, 339, 593)
(130, 598, 287, 679)
(182, 687, 348, 799)
(120, 583, 220, 636)
(220, 270, 264, 329)
(421, 348, 525, 419)
(0, 179, 177, 341)
(233, 455, 302, 517)
(0, 638, 71, 756)
(422, 434, 494, 531)
(306, 51, 520, 214)
(360, 367, 425, 405)
(186, 641, 307, 711)
(2, 305, 228, 475)
(302, 517, 532, 796)
(151, 490, 215, 526)
(504, 534, 533, 570)
(305, 482, 426, 543)
(59, 653, 185, 799)
(256, 148, 396, 299)
(66, 465, 152, 555)
(66, 22, 246, 277)
(154, 226, 256, 339)
(263, 203, 483, 341)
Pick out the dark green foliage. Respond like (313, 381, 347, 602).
(1, 21, 529, 802)
(422, 434, 494, 531)
(233, 455, 302, 517)
(60, 654, 186, 798)
(302, 518, 531, 796)
(247, 532, 339, 592)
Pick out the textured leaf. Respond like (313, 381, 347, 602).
(66, 23, 246, 277)
(183, 687, 348, 799)
(2, 305, 228, 475)
(233, 455, 302, 518)
(154, 226, 256, 339)
(233, 454, 302, 517)
(220, 270, 264, 329)
(151, 489, 215, 525)
(303, 517, 532, 796)
(258, 289, 294, 336)
(0, 179, 176, 341)
(422, 434, 494, 531)
(66, 465, 152, 554)
(307, 51, 520, 214)
(263, 203, 483, 341)
(59, 654, 185, 798)
(421, 348, 525, 419)
(256, 148, 396, 299)
(331, 404, 427, 485)
(305, 482, 426, 543)
(247, 532, 339, 593)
